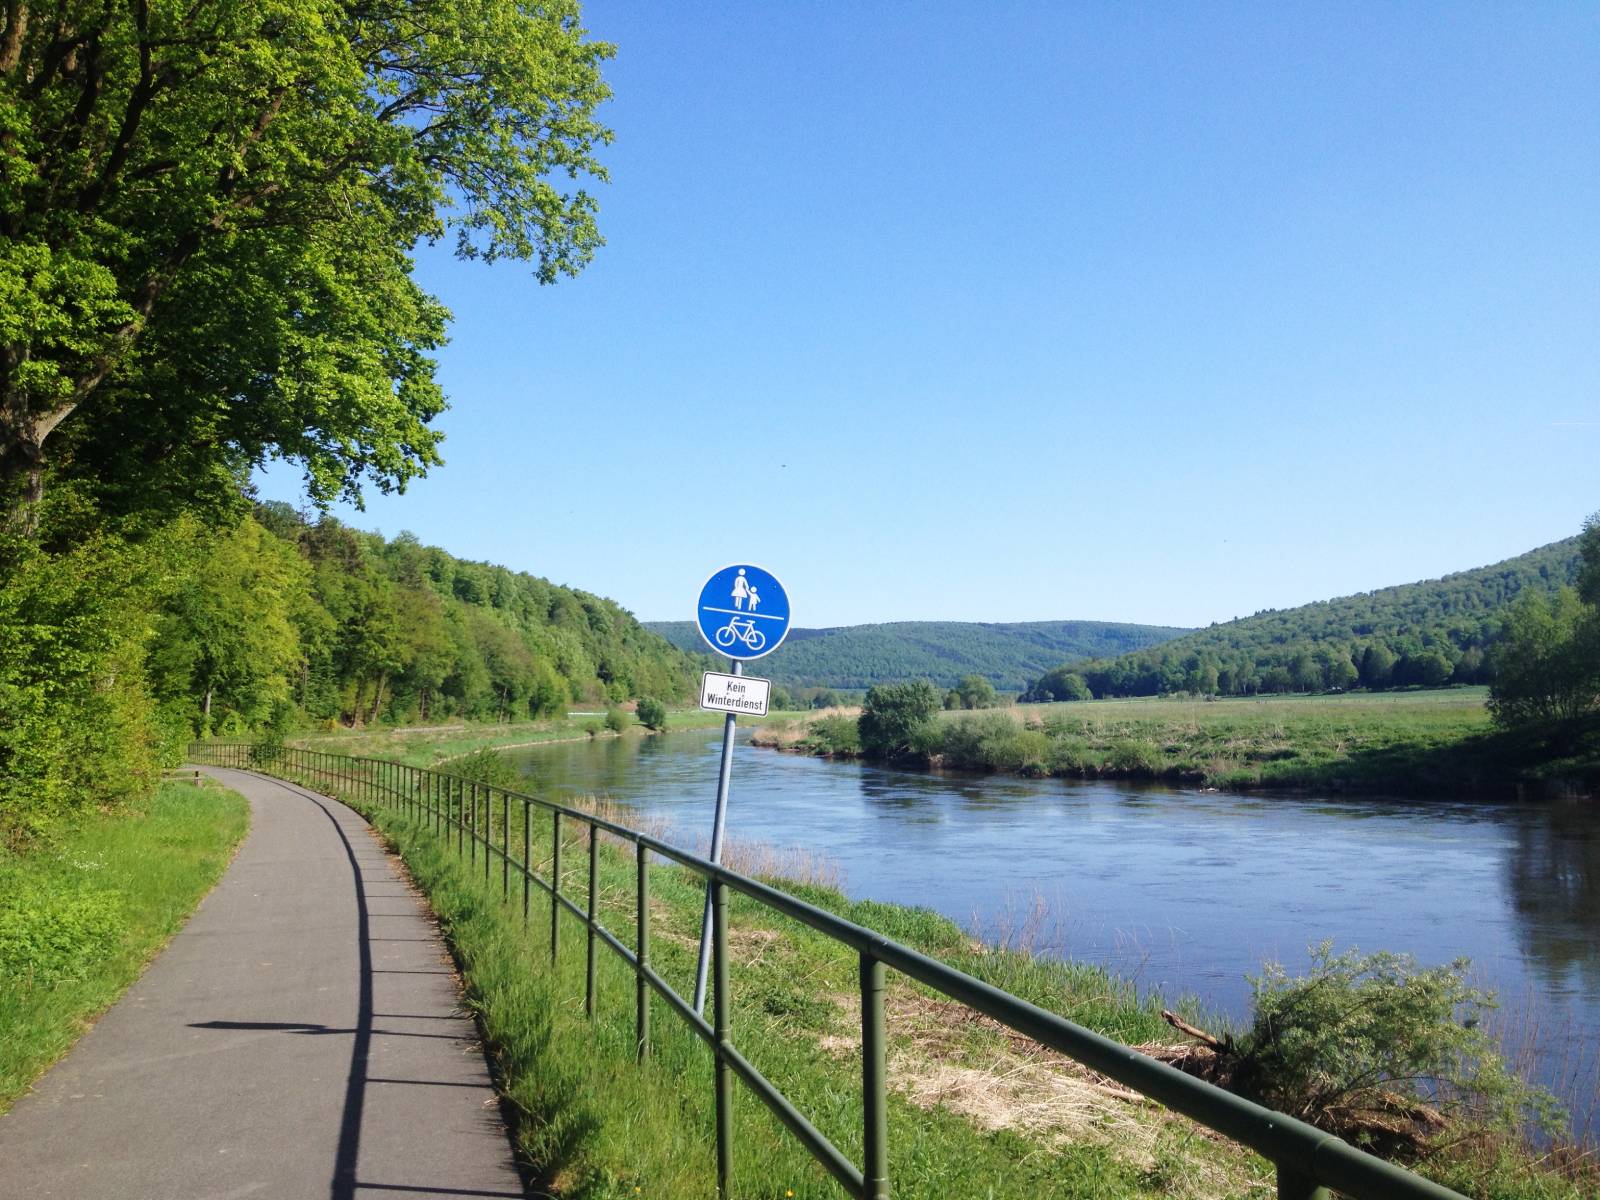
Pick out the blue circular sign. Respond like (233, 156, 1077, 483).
(695, 564, 791, 660)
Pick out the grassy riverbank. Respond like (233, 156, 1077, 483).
(0, 778, 250, 1112)
(290, 707, 801, 769)
(293, 768, 1590, 1200)
(754, 690, 1600, 797)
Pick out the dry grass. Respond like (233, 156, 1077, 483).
(817, 985, 1264, 1198)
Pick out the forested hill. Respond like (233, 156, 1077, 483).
(220, 505, 700, 731)
(1024, 538, 1582, 700)
(647, 620, 1190, 690)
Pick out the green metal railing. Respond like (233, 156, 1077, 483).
(189, 741, 1469, 1200)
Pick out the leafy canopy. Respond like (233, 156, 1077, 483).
(0, 0, 612, 520)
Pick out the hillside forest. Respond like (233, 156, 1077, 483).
(648, 618, 1189, 690)
(1023, 538, 1583, 701)
(0, 502, 697, 845)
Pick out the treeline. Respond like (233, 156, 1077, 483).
(0, 504, 696, 845)
(1023, 538, 1580, 701)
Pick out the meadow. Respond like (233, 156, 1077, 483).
(754, 688, 1599, 796)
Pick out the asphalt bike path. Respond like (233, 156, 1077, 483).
(0, 767, 525, 1200)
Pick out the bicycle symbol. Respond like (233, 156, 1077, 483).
(714, 617, 766, 652)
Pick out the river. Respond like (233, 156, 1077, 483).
(502, 730, 1599, 1135)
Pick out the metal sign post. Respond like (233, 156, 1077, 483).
(690, 564, 791, 1016)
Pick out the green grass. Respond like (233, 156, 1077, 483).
(758, 689, 1600, 797)
(0, 778, 250, 1112)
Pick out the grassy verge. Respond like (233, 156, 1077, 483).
(290, 708, 803, 769)
(347, 789, 1268, 1199)
(755, 691, 1600, 797)
(0, 777, 250, 1112)
(272, 761, 1590, 1199)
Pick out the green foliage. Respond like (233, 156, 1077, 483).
(798, 713, 861, 756)
(1234, 943, 1563, 1143)
(0, 780, 249, 1109)
(450, 747, 523, 791)
(1489, 588, 1600, 726)
(1031, 539, 1580, 702)
(0, 532, 162, 844)
(634, 697, 667, 731)
(0, 873, 124, 986)
(648, 619, 1189, 690)
(952, 673, 999, 709)
(1022, 667, 1092, 702)
(857, 680, 943, 759)
(603, 707, 628, 733)
(2, 0, 614, 522)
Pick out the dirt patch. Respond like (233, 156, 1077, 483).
(816, 987, 1255, 1196)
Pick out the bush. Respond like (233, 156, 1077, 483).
(1233, 943, 1563, 1148)
(858, 680, 942, 759)
(635, 698, 667, 731)
(804, 714, 861, 756)
(603, 707, 628, 733)
(452, 747, 522, 790)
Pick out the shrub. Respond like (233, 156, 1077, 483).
(858, 680, 942, 759)
(635, 698, 667, 731)
(603, 708, 628, 733)
(1233, 943, 1563, 1148)
(1107, 738, 1161, 774)
(804, 714, 861, 756)
(453, 747, 522, 790)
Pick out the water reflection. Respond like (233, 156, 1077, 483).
(1508, 800, 1600, 996)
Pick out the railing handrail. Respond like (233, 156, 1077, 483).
(187, 739, 1469, 1200)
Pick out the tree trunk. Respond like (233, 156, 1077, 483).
(369, 672, 386, 726)
(202, 686, 212, 718)
(351, 677, 366, 728)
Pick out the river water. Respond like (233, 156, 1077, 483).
(503, 730, 1599, 1133)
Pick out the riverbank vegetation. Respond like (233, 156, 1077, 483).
(756, 689, 1600, 796)
(304, 765, 1591, 1199)
(0, 778, 249, 1112)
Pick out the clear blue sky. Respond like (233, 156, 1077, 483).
(255, 2, 1599, 629)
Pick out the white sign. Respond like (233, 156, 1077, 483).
(699, 671, 771, 717)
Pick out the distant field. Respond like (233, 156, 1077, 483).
(757, 687, 1598, 797)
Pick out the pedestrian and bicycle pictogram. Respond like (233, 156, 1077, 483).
(695, 564, 790, 661)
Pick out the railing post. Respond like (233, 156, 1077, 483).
(712, 878, 732, 1197)
(469, 781, 477, 869)
(522, 799, 531, 923)
(483, 787, 491, 885)
(636, 841, 650, 1061)
(550, 811, 562, 963)
(456, 778, 464, 857)
(1276, 1166, 1330, 1200)
(502, 790, 509, 902)
(861, 952, 890, 1200)
(586, 825, 599, 1017)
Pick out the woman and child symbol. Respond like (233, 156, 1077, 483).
(729, 568, 762, 612)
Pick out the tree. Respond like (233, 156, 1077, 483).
(1489, 588, 1600, 726)
(635, 697, 667, 731)
(857, 680, 942, 759)
(953, 673, 997, 709)
(1360, 645, 1397, 690)
(1, 0, 614, 527)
